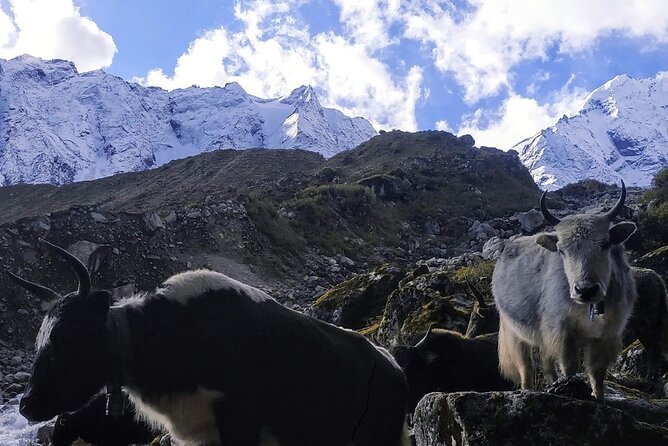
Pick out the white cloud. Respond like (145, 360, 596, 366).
(139, 0, 423, 131)
(0, 0, 116, 72)
(403, 0, 668, 103)
(458, 82, 588, 150)
(332, 0, 401, 49)
(435, 119, 451, 132)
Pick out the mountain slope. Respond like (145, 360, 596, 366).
(0, 55, 376, 186)
(515, 73, 668, 190)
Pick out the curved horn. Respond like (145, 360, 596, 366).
(39, 238, 91, 297)
(603, 180, 626, 221)
(415, 323, 435, 347)
(6, 271, 61, 302)
(466, 278, 487, 309)
(540, 191, 561, 226)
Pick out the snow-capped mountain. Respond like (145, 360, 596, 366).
(0, 55, 376, 185)
(515, 73, 668, 190)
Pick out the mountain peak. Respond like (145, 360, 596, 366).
(281, 85, 319, 106)
(515, 73, 668, 190)
(0, 56, 376, 186)
(223, 81, 247, 94)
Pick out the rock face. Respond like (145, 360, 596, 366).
(413, 391, 668, 446)
(0, 55, 376, 186)
(309, 264, 404, 330)
(515, 73, 668, 190)
(377, 270, 471, 347)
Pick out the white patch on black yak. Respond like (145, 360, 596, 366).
(35, 314, 56, 351)
(156, 269, 272, 304)
(115, 292, 148, 308)
(126, 387, 223, 446)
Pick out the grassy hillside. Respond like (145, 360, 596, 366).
(0, 131, 540, 261)
(0, 148, 325, 223)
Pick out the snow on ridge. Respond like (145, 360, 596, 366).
(0, 56, 377, 186)
(514, 73, 668, 190)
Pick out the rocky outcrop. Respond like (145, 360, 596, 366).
(376, 270, 470, 347)
(413, 391, 668, 446)
(309, 264, 404, 330)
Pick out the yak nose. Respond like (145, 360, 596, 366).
(19, 392, 51, 422)
(19, 393, 36, 419)
(574, 283, 600, 301)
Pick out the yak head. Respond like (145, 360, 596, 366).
(536, 181, 636, 305)
(391, 326, 464, 412)
(8, 239, 111, 422)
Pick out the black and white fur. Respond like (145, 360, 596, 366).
(13, 242, 409, 446)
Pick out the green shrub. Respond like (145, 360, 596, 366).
(244, 194, 304, 253)
(638, 168, 668, 249)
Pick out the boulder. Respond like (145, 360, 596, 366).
(481, 236, 505, 261)
(67, 240, 113, 275)
(377, 270, 471, 347)
(163, 210, 178, 225)
(30, 216, 51, 238)
(310, 265, 404, 330)
(468, 220, 498, 242)
(143, 212, 165, 232)
(517, 209, 544, 233)
(413, 391, 668, 446)
(90, 212, 110, 223)
(635, 245, 668, 281)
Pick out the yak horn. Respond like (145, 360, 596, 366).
(540, 191, 561, 226)
(603, 180, 626, 221)
(466, 278, 487, 309)
(6, 271, 61, 302)
(415, 323, 435, 347)
(39, 238, 91, 297)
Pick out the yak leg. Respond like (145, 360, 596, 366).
(518, 341, 534, 390)
(541, 356, 558, 385)
(558, 335, 580, 377)
(584, 337, 621, 400)
(498, 318, 535, 388)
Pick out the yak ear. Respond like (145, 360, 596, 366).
(536, 234, 558, 252)
(609, 222, 636, 245)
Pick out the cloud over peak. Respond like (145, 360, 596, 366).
(0, 0, 116, 72)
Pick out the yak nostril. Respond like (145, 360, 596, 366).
(575, 284, 600, 300)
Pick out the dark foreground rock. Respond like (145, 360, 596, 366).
(413, 391, 668, 446)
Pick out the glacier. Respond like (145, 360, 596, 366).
(515, 73, 668, 190)
(0, 55, 376, 186)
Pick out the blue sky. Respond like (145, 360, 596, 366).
(1, 0, 667, 149)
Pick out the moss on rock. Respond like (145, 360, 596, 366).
(311, 264, 404, 330)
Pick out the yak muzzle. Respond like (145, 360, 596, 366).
(572, 282, 602, 303)
(19, 392, 55, 422)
